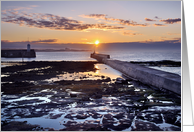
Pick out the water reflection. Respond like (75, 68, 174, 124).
(45, 64, 123, 83)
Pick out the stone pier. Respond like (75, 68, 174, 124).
(91, 53, 181, 95)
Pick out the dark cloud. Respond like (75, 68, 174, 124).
(2, 11, 124, 31)
(145, 18, 156, 21)
(118, 19, 149, 27)
(142, 37, 181, 44)
(160, 18, 181, 24)
(154, 16, 160, 19)
(1, 39, 58, 44)
(82, 14, 107, 19)
(153, 24, 166, 26)
(80, 14, 149, 27)
(33, 39, 58, 43)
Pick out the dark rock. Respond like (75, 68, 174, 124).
(49, 113, 63, 119)
(1, 121, 39, 131)
(132, 120, 163, 131)
(48, 128, 55, 131)
(115, 77, 124, 84)
(75, 113, 89, 119)
(92, 92, 102, 99)
(61, 124, 110, 131)
(64, 120, 77, 126)
(70, 93, 77, 97)
(104, 77, 111, 82)
(113, 112, 125, 119)
(86, 125, 111, 131)
(143, 113, 163, 124)
(92, 112, 102, 119)
(111, 119, 132, 131)
(168, 126, 181, 131)
(81, 96, 91, 101)
(163, 113, 177, 125)
(64, 114, 74, 120)
(102, 114, 115, 126)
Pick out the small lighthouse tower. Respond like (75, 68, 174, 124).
(27, 43, 30, 52)
(27, 38, 30, 52)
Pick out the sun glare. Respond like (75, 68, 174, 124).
(95, 40, 99, 45)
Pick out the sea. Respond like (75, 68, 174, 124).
(1, 49, 181, 76)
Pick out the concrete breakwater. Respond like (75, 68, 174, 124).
(1, 50, 36, 58)
(91, 53, 181, 95)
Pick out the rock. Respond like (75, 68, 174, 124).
(144, 113, 163, 124)
(70, 93, 77, 97)
(92, 93, 102, 99)
(111, 119, 132, 131)
(75, 113, 89, 119)
(163, 113, 177, 125)
(48, 128, 55, 131)
(104, 77, 111, 82)
(85, 125, 110, 131)
(61, 124, 110, 131)
(49, 113, 63, 119)
(64, 114, 74, 120)
(64, 120, 77, 126)
(102, 114, 115, 125)
(101, 75, 105, 79)
(81, 96, 91, 101)
(132, 120, 163, 131)
(115, 77, 124, 84)
(91, 112, 102, 119)
(1, 121, 39, 131)
(113, 112, 125, 119)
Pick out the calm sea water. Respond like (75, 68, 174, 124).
(1, 50, 181, 76)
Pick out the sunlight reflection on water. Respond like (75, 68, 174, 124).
(45, 64, 124, 83)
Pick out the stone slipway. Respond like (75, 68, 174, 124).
(91, 53, 181, 95)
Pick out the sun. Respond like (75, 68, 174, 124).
(95, 40, 99, 45)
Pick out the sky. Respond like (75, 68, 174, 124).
(1, 1, 181, 50)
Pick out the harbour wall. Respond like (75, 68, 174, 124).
(91, 53, 181, 95)
(1, 50, 36, 58)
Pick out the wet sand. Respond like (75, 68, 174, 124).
(1, 61, 181, 131)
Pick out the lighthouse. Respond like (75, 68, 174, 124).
(27, 43, 30, 52)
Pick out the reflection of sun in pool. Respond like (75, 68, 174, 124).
(95, 65, 99, 74)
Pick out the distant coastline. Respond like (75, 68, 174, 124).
(1, 48, 91, 52)
(35, 48, 91, 52)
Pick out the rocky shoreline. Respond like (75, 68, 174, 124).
(1, 61, 181, 131)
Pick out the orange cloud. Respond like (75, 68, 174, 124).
(79, 14, 107, 19)
(80, 14, 149, 27)
(167, 33, 181, 36)
(145, 18, 156, 21)
(123, 32, 143, 36)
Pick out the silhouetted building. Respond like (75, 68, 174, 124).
(1, 44, 36, 58)
(27, 44, 30, 52)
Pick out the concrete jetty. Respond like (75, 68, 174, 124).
(91, 53, 181, 95)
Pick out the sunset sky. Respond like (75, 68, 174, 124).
(1, 1, 181, 50)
